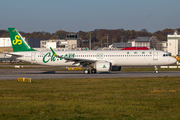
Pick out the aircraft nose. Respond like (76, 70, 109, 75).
(170, 57, 177, 64)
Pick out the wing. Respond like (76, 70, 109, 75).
(50, 47, 97, 67)
(6, 53, 23, 58)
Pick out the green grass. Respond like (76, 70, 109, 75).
(0, 77, 180, 120)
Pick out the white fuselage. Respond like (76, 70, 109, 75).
(10, 50, 176, 67)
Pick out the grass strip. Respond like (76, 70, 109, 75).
(0, 77, 180, 119)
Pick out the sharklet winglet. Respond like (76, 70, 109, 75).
(50, 47, 58, 57)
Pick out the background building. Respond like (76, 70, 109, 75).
(0, 38, 11, 47)
(109, 36, 162, 50)
(168, 30, 180, 56)
(40, 34, 80, 50)
(0, 37, 41, 53)
(161, 41, 168, 52)
(131, 36, 162, 50)
(25, 38, 41, 48)
(109, 43, 131, 49)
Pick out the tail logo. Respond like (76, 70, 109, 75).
(13, 35, 22, 45)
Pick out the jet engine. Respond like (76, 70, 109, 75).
(95, 62, 111, 72)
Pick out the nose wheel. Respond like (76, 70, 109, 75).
(154, 66, 159, 74)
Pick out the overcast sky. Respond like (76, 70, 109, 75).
(0, 0, 180, 33)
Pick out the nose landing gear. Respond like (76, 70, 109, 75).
(154, 66, 159, 74)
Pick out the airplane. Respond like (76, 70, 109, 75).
(7, 28, 177, 74)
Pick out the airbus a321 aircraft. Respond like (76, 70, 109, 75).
(7, 28, 176, 74)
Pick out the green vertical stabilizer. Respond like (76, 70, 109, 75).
(8, 28, 36, 52)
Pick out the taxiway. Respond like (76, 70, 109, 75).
(0, 68, 180, 80)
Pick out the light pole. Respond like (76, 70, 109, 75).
(106, 34, 109, 47)
(175, 30, 177, 55)
(89, 33, 91, 50)
(120, 36, 124, 43)
(101, 39, 102, 48)
(3, 39, 5, 53)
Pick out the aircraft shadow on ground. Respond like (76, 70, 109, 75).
(27, 71, 116, 74)
(26, 70, 175, 75)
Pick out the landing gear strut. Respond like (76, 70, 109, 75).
(154, 66, 159, 74)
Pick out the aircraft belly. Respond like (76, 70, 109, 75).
(16, 57, 32, 63)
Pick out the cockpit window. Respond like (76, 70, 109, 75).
(163, 53, 171, 57)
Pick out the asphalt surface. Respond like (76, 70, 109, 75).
(0, 68, 180, 80)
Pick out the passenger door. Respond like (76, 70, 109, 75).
(153, 51, 158, 60)
(31, 52, 36, 61)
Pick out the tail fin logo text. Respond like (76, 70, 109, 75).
(13, 35, 22, 45)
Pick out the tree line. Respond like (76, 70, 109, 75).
(0, 28, 179, 48)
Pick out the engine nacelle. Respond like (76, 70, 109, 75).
(95, 62, 111, 72)
(111, 66, 121, 71)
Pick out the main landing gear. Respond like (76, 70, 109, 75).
(154, 66, 159, 74)
(84, 69, 90, 74)
(91, 69, 97, 74)
(84, 69, 97, 74)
